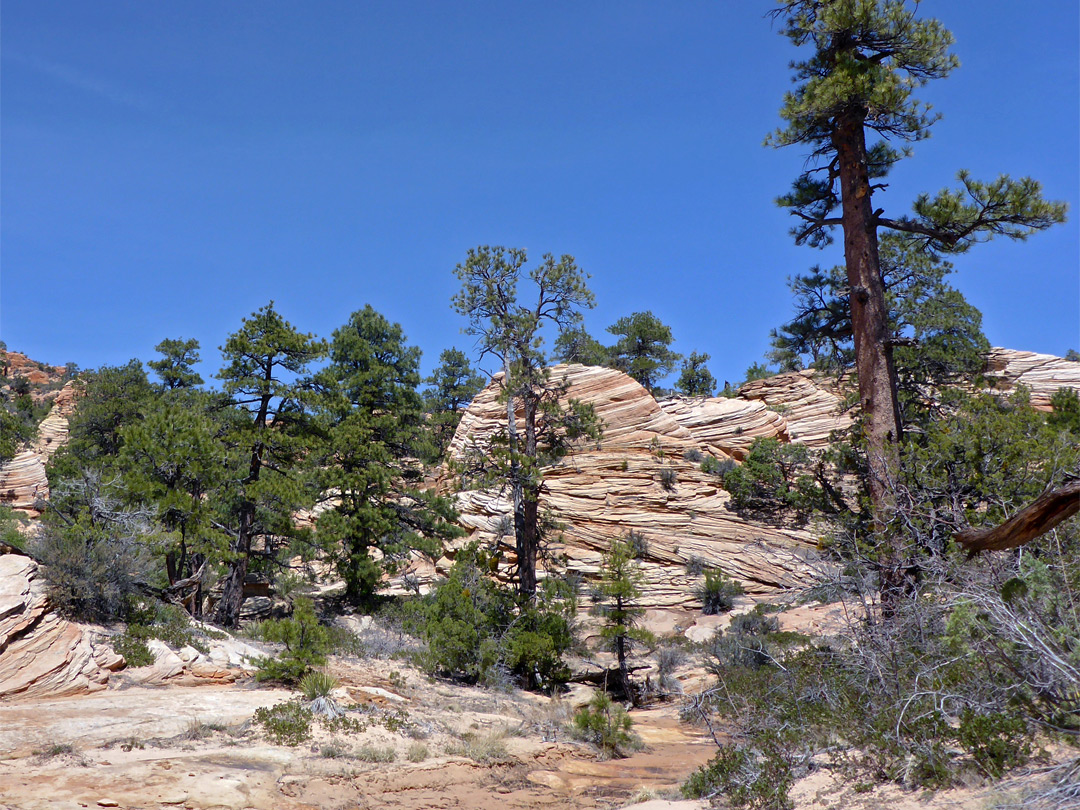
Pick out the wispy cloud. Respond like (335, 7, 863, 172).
(5, 51, 155, 112)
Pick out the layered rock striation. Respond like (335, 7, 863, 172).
(0, 553, 124, 700)
(442, 365, 822, 609)
(983, 348, 1080, 410)
(0, 380, 79, 514)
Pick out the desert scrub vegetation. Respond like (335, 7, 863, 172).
(404, 542, 577, 691)
(696, 568, 744, 615)
(571, 692, 643, 758)
(682, 537, 1080, 809)
(254, 597, 331, 684)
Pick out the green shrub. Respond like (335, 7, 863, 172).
(682, 735, 795, 810)
(112, 634, 155, 667)
(406, 742, 429, 762)
(698, 569, 744, 615)
(571, 692, 641, 758)
(255, 597, 330, 684)
(719, 438, 824, 519)
(299, 670, 337, 700)
(254, 701, 313, 746)
(32, 475, 156, 622)
(659, 468, 678, 490)
(356, 744, 397, 763)
(406, 542, 576, 690)
(114, 603, 211, 663)
(957, 709, 1033, 779)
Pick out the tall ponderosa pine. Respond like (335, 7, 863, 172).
(213, 303, 325, 627)
(315, 306, 461, 604)
(606, 311, 681, 392)
(453, 246, 601, 597)
(768, 0, 1066, 606)
(769, 232, 989, 426)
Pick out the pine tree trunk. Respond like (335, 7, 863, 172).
(214, 509, 252, 628)
(834, 115, 907, 614)
(503, 355, 529, 596)
(517, 392, 540, 598)
(215, 384, 270, 628)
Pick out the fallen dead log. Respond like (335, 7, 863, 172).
(956, 479, 1080, 555)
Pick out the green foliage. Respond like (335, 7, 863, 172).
(1048, 387, 1080, 435)
(255, 597, 331, 684)
(452, 245, 600, 597)
(675, 352, 716, 397)
(553, 325, 610, 366)
(571, 691, 641, 758)
(114, 603, 211, 664)
(685, 521, 1078, 805)
(148, 338, 204, 390)
(299, 670, 338, 701)
(768, 234, 990, 426)
(254, 700, 314, 746)
(697, 569, 744, 615)
(33, 472, 158, 622)
(314, 306, 462, 604)
(658, 467, 677, 491)
(720, 438, 825, 520)
(606, 311, 681, 392)
(956, 710, 1032, 779)
(111, 634, 154, 667)
(591, 537, 655, 703)
(213, 302, 326, 626)
(49, 360, 156, 477)
(682, 736, 795, 810)
(407, 542, 576, 690)
(893, 387, 1080, 556)
(423, 347, 485, 462)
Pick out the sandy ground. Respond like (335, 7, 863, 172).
(0, 660, 715, 810)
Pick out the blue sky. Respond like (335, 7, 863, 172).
(2, 1, 1077, 388)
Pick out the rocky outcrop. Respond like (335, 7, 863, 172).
(737, 371, 853, 447)
(0, 554, 123, 700)
(450, 364, 698, 459)
(983, 348, 1080, 410)
(0, 380, 79, 515)
(0, 451, 50, 512)
(441, 365, 821, 610)
(0, 551, 267, 699)
(659, 396, 788, 458)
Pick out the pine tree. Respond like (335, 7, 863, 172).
(606, 311, 681, 392)
(591, 536, 655, 705)
(213, 303, 325, 627)
(423, 347, 485, 462)
(768, 0, 1066, 608)
(675, 352, 717, 398)
(452, 246, 601, 597)
(314, 306, 461, 604)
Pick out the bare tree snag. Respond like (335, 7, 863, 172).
(956, 479, 1080, 554)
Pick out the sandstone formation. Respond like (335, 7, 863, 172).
(659, 395, 788, 457)
(450, 364, 698, 459)
(983, 347, 1080, 410)
(0, 553, 123, 700)
(736, 370, 854, 447)
(0, 379, 79, 515)
(0, 451, 50, 512)
(441, 365, 821, 612)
